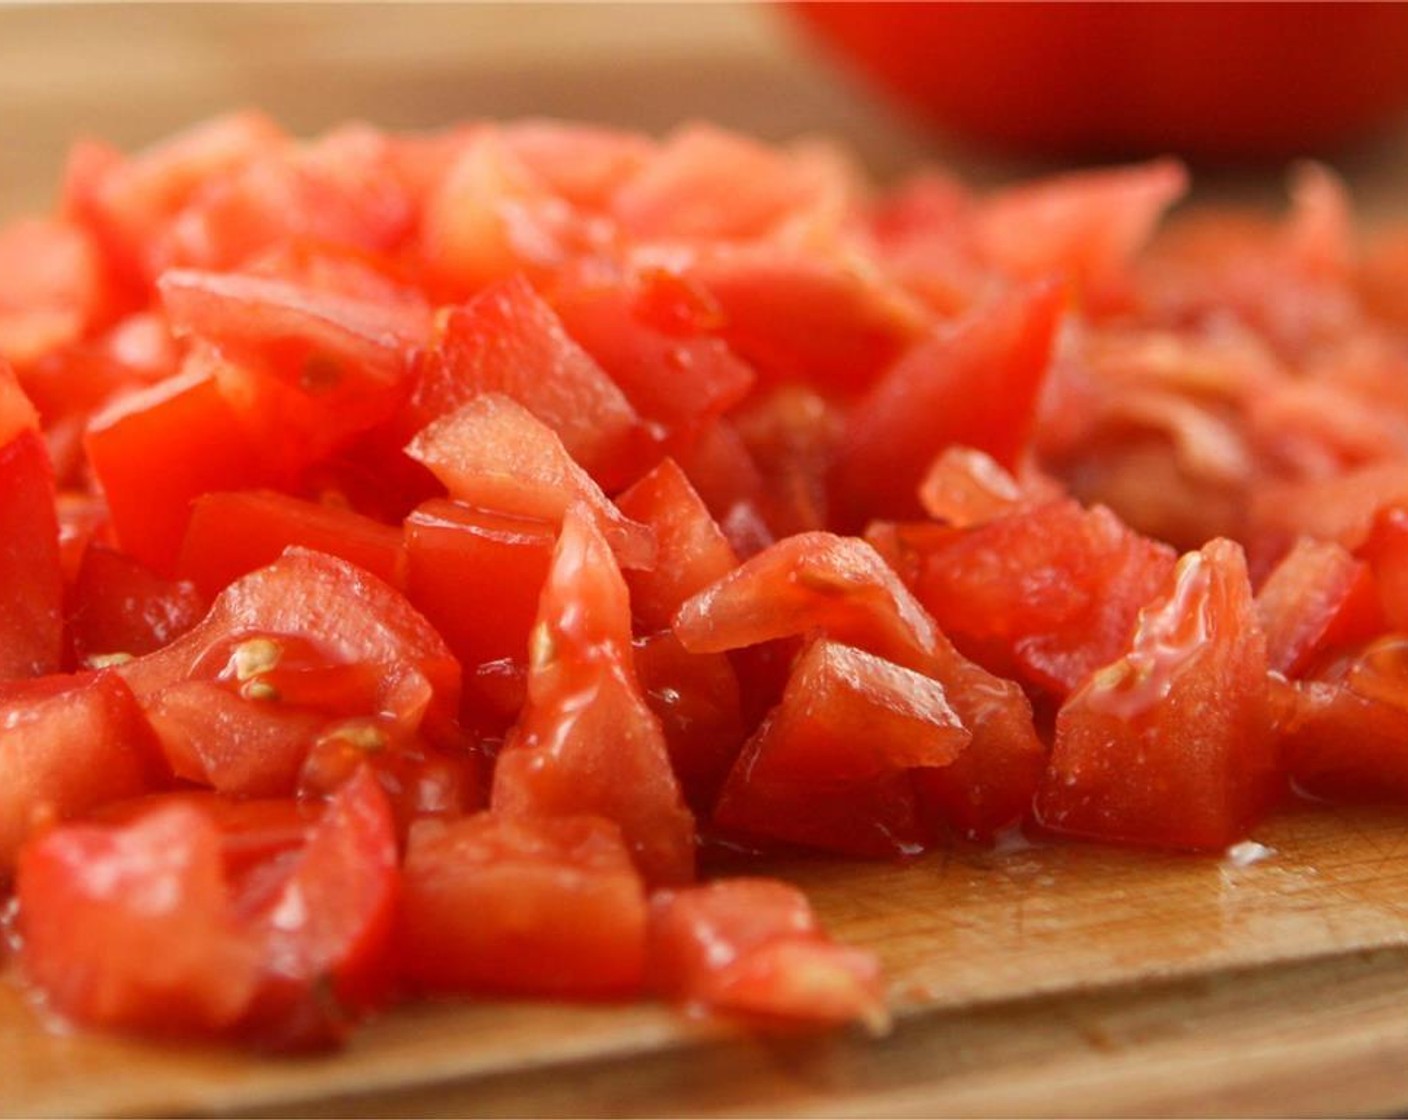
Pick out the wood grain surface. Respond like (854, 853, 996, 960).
(5, 5, 1408, 1116)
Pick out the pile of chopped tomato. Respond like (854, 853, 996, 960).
(4, 115, 1408, 1050)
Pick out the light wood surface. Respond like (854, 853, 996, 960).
(6, 5, 1408, 1116)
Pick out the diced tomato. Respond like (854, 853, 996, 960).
(85, 364, 276, 576)
(917, 446, 1064, 529)
(408, 274, 645, 487)
(398, 813, 647, 998)
(633, 632, 745, 816)
(836, 280, 1063, 524)
(1280, 640, 1408, 803)
(68, 543, 206, 664)
(402, 499, 554, 730)
(405, 392, 656, 570)
(903, 498, 1178, 696)
(492, 506, 695, 886)
(238, 768, 398, 1049)
(0, 672, 163, 874)
(550, 264, 756, 444)
(1036, 538, 1278, 850)
(647, 879, 885, 1030)
(0, 218, 105, 367)
(713, 640, 969, 858)
(0, 428, 64, 680)
(16, 804, 261, 1035)
(615, 457, 739, 632)
(177, 489, 406, 600)
(1256, 536, 1383, 677)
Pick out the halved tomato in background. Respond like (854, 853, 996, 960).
(787, 2, 1408, 160)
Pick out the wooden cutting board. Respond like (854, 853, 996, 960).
(6, 5, 1408, 1115)
(6, 802, 1408, 1118)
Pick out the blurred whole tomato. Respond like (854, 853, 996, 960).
(789, 2, 1408, 160)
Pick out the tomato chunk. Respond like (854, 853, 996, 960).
(398, 813, 647, 998)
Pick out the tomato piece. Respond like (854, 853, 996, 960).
(1036, 538, 1278, 850)
(403, 498, 555, 731)
(917, 446, 1064, 529)
(82, 111, 287, 288)
(673, 532, 1045, 838)
(408, 274, 646, 487)
(1357, 506, 1408, 634)
(177, 489, 406, 600)
(238, 768, 398, 1049)
(684, 246, 925, 396)
(713, 640, 970, 859)
(731, 385, 846, 537)
(492, 506, 695, 886)
(85, 364, 276, 576)
(633, 632, 745, 816)
(550, 265, 756, 442)
(0, 218, 105, 367)
(68, 543, 206, 664)
(1280, 639, 1408, 803)
(16, 804, 260, 1035)
(647, 879, 885, 1029)
(0, 428, 63, 679)
(397, 813, 647, 998)
(405, 392, 656, 570)
(155, 124, 416, 276)
(615, 457, 739, 632)
(0, 672, 163, 874)
(502, 121, 653, 210)
(836, 280, 1063, 524)
(973, 161, 1187, 303)
(904, 499, 1178, 697)
(159, 268, 429, 389)
(419, 131, 603, 299)
(1255, 536, 1383, 677)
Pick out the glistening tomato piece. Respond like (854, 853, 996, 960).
(492, 506, 695, 886)
(1036, 538, 1278, 850)
(397, 813, 648, 998)
(1255, 536, 1383, 677)
(67, 543, 206, 665)
(647, 879, 886, 1030)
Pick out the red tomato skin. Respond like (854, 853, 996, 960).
(0, 672, 164, 875)
(68, 544, 207, 665)
(492, 507, 696, 886)
(647, 878, 885, 1028)
(403, 498, 555, 731)
(835, 280, 1063, 526)
(16, 804, 260, 1036)
(177, 489, 406, 600)
(0, 429, 63, 679)
(397, 813, 648, 999)
(84, 366, 276, 577)
(1036, 539, 1278, 851)
(408, 274, 646, 488)
(789, 3, 1408, 159)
